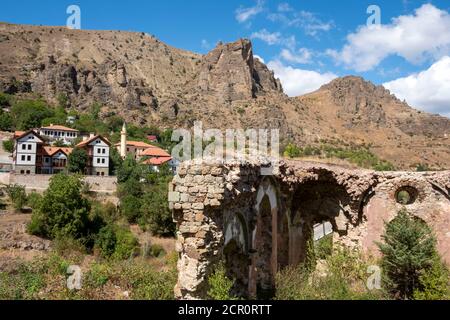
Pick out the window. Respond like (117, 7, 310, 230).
(20, 170, 24, 174)
(395, 186, 419, 205)
(45, 157, 50, 163)
(101, 172, 104, 176)
(97, 158, 100, 164)
(102, 158, 105, 164)
(21, 155, 25, 161)
(28, 144, 32, 150)
(27, 155, 31, 161)
(26, 170, 30, 174)
(22, 144, 26, 150)
(102, 148, 106, 154)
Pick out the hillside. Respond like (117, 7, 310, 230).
(0, 22, 449, 169)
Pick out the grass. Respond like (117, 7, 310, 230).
(0, 250, 177, 300)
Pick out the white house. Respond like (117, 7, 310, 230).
(13, 130, 45, 174)
(38, 124, 79, 145)
(76, 135, 111, 176)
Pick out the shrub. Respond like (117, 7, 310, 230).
(2, 139, 14, 153)
(5, 184, 27, 212)
(148, 244, 166, 258)
(283, 143, 301, 158)
(95, 224, 117, 258)
(120, 195, 142, 223)
(377, 209, 438, 299)
(275, 247, 386, 300)
(207, 263, 238, 300)
(112, 226, 140, 260)
(27, 174, 91, 240)
(26, 192, 42, 210)
(413, 254, 449, 300)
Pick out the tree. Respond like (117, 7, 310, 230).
(27, 174, 91, 240)
(0, 111, 13, 131)
(11, 99, 54, 130)
(377, 209, 437, 299)
(67, 148, 88, 174)
(2, 139, 14, 153)
(5, 184, 27, 212)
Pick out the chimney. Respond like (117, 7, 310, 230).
(89, 133, 95, 138)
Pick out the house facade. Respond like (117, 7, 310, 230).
(13, 130, 45, 174)
(77, 135, 111, 176)
(13, 129, 110, 176)
(38, 124, 79, 146)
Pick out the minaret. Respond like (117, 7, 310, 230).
(120, 122, 127, 159)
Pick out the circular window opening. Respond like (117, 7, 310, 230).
(395, 186, 418, 205)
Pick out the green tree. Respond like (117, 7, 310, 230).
(67, 148, 88, 174)
(377, 209, 437, 299)
(0, 111, 13, 131)
(5, 184, 27, 212)
(2, 139, 14, 153)
(27, 174, 91, 240)
(11, 99, 54, 130)
(283, 143, 301, 158)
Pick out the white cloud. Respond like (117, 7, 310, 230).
(268, 10, 333, 37)
(250, 29, 282, 45)
(267, 60, 337, 96)
(253, 55, 265, 63)
(280, 48, 313, 64)
(235, 0, 264, 23)
(329, 4, 450, 71)
(277, 3, 292, 12)
(250, 29, 296, 49)
(383, 56, 450, 117)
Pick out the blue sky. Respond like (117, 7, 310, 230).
(1, 1, 450, 116)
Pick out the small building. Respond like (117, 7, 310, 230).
(12, 130, 110, 176)
(38, 124, 79, 146)
(141, 146, 173, 171)
(76, 135, 111, 176)
(39, 146, 73, 174)
(13, 130, 45, 174)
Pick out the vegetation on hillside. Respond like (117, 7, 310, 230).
(283, 142, 395, 171)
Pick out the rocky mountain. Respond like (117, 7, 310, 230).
(0, 22, 449, 169)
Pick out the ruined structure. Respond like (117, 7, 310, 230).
(169, 159, 450, 299)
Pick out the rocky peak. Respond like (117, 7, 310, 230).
(198, 39, 282, 104)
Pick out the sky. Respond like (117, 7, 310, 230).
(1, 0, 450, 117)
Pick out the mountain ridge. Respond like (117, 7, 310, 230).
(0, 22, 449, 169)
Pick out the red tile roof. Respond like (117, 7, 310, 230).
(42, 146, 73, 156)
(114, 140, 153, 148)
(141, 146, 171, 157)
(142, 156, 172, 166)
(41, 125, 79, 132)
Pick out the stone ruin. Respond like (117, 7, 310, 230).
(168, 159, 450, 299)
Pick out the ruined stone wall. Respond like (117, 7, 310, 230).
(170, 160, 450, 300)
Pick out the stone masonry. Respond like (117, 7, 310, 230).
(169, 159, 450, 300)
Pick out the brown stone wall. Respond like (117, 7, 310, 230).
(170, 160, 450, 300)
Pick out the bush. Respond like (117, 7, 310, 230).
(27, 174, 92, 240)
(377, 209, 438, 299)
(95, 224, 117, 258)
(207, 263, 238, 300)
(26, 192, 42, 210)
(5, 184, 27, 212)
(2, 139, 14, 153)
(120, 195, 142, 223)
(275, 247, 386, 300)
(413, 254, 449, 300)
(148, 244, 166, 258)
(112, 226, 140, 260)
(283, 143, 301, 158)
